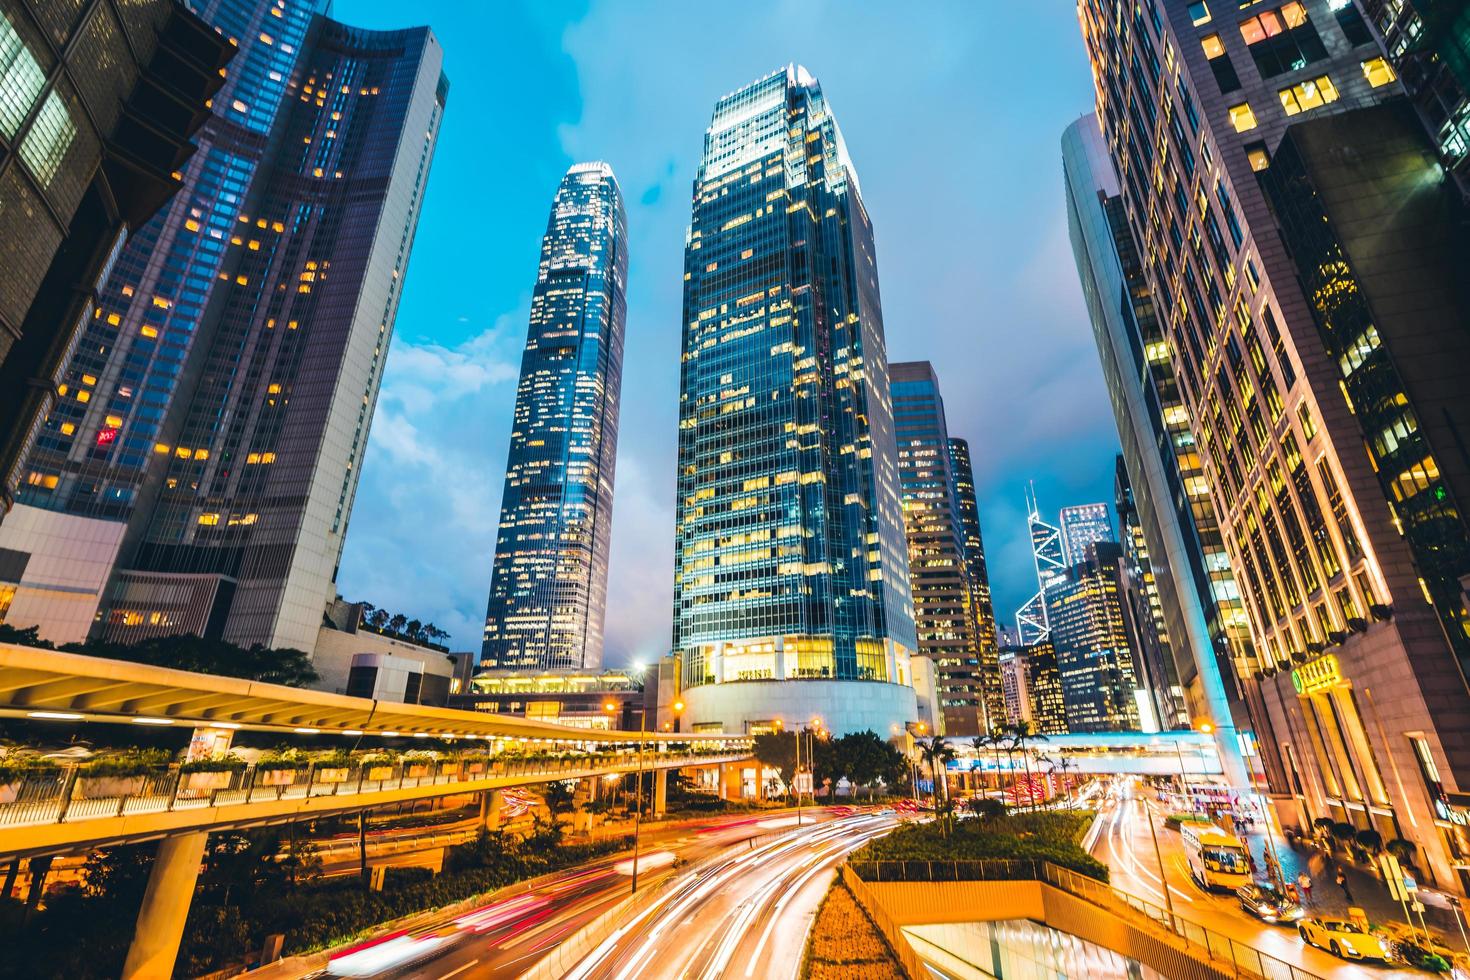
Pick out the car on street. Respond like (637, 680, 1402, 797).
(1235, 882, 1304, 924)
(1298, 917, 1391, 961)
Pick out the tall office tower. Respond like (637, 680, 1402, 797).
(1059, 502, 1115, 566)
(1009, 640, 1070, 735)
(997, 648, 1031, 726)
(481, 163, 627, 671)
(26, 10, 446, 655)
(672, 65, 919, 737)
(1114, 457, 1189, 731)
(1063, 113, 1251, 782)
(891, 362, 998, 735)
(0, 0, 229, 565)
(1078, 0, 1470, 885)
(1016, 486, 1067, 645)
(1046, 541, 1142, 733)
(949, 437, 1005, 726)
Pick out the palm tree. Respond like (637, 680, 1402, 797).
(915, 736, 956, 829)
(1010, 721, 1049, 809)
(970, 735, 992, 796)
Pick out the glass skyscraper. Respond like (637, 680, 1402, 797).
(481, 162, 627, 671)
(950, 437, 1003, 728)
(673, 66, 918, 736)
(1059, 502, 1114, 567)
(3, 3, 447, 653)
(1046, 541, 1142, 733)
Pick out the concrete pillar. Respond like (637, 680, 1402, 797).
(121, 832, 209, 980)
(719, 763, 742, 802)
(653, 768, 668, 816)
(480, 789, 506, 829)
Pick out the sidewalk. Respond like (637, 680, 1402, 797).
(1242, 828, 1470, 952)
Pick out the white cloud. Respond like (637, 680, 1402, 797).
(335, 313, 525, 650)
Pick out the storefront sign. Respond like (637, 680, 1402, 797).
(1291, 654, 1342, 695)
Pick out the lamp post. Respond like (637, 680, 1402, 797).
(1143, 795, 1178, 933)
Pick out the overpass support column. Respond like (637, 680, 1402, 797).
(653, 768, 668, 816)
(480, 789, 506, 830)
(121, 831, 209, 980)
(719, 763, 742, 802)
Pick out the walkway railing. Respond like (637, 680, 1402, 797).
(848, 859, 1324, 980)
(0, 748, 744, 833)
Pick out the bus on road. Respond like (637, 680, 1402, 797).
(1181, 823, 1251, 891)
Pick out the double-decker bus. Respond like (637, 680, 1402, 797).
(1181, 824, 1251, 891)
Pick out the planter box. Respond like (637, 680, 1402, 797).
(316, 767, 348, 784)
(366, 766, 394, 781)
(466, 763, 485, 775)
(257, 768, 298, 786)
(440, 763, 460, 776)
(406, 765, 429, 778)
(185, 771, 233, 792)
(0, 781, 17, 805)
(78, 775, 146, 799)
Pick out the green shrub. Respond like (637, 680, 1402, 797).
(1164, 813, 1212, 830)
(0, 757, 61, 783)
(79, 748, 170, 779)
(181, 754, 247, 774)
(850, 810, 1107, 881)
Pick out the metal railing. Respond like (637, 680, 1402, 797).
(848, 859, 1324, 980)
(0, 748, 747, 833)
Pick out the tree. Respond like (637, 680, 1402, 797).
(967, 797, 1007, 821)
(406, 619, 423, 640)
(840, 731, 899, 800)
(66, 634, 318, 686)
(0, 623, 54, 649)
(542, 780, 576, 828)
(357, 602, 377, 628)
(1009, 721, 1049, 808)
(371, 608, 390, 629)
(388, 613, 408, 635)
(752, 731, 798, 793)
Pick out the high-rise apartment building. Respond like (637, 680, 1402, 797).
(999, 640, 1069, 735)
(1059, 502, 1115, 566)
(1063, 111, 1252, 781)
(481, 163, 627, 671)
(0, 0, 230, 589)
(891, 362, 1000, 735)
(1046, 541, 1142, 733)
(950, 437, 1004, 727)
(672, 65, 918, 736)
(997, 648, 1030, 726)
(1078, 0, 1470, 888)
(3, 3, 446, 653)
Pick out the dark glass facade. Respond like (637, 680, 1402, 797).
(0, 0, 230, 512)
(481, 163, 627, 671)
(69, 13, 448, 654)
(673, 66, 917, 727)
(1059, 502, 1115, 566)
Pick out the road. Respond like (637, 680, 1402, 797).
(559, 812, 897, 980)
(1093, 781, 1424, 980)
(294, 809, 881, 980)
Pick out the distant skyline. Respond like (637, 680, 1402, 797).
(333, 0, 1119, 660)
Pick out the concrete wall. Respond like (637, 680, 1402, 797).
(312, 626, 453, 700)
(0, 504, 125, 644)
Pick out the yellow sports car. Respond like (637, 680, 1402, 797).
(1298, 918, 1390, 961)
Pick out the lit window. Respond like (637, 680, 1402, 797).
(1228, 103, 1258, 131)
(59, 422, 75, 436)
(1201, 34, 1226, 58)
(1279, 75, 1339, 115)
(140, 325, 158, 338)
(1247, 145, 1270, 171)
(0, 12, 46, 140)
(197, 513, 220, 526)
(1189, 1, 1211, 25)
(1361, 57, 1396, 87)
(19, 89, 77, 188)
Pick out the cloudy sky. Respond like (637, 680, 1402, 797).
(334, 0, 1120, 661)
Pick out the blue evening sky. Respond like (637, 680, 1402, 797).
(333, 0, 1119, 661)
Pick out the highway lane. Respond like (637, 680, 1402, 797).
(301, 810, 854, 980)
(1094, 780, 1421, 980)
(560, 813, 898, 980)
